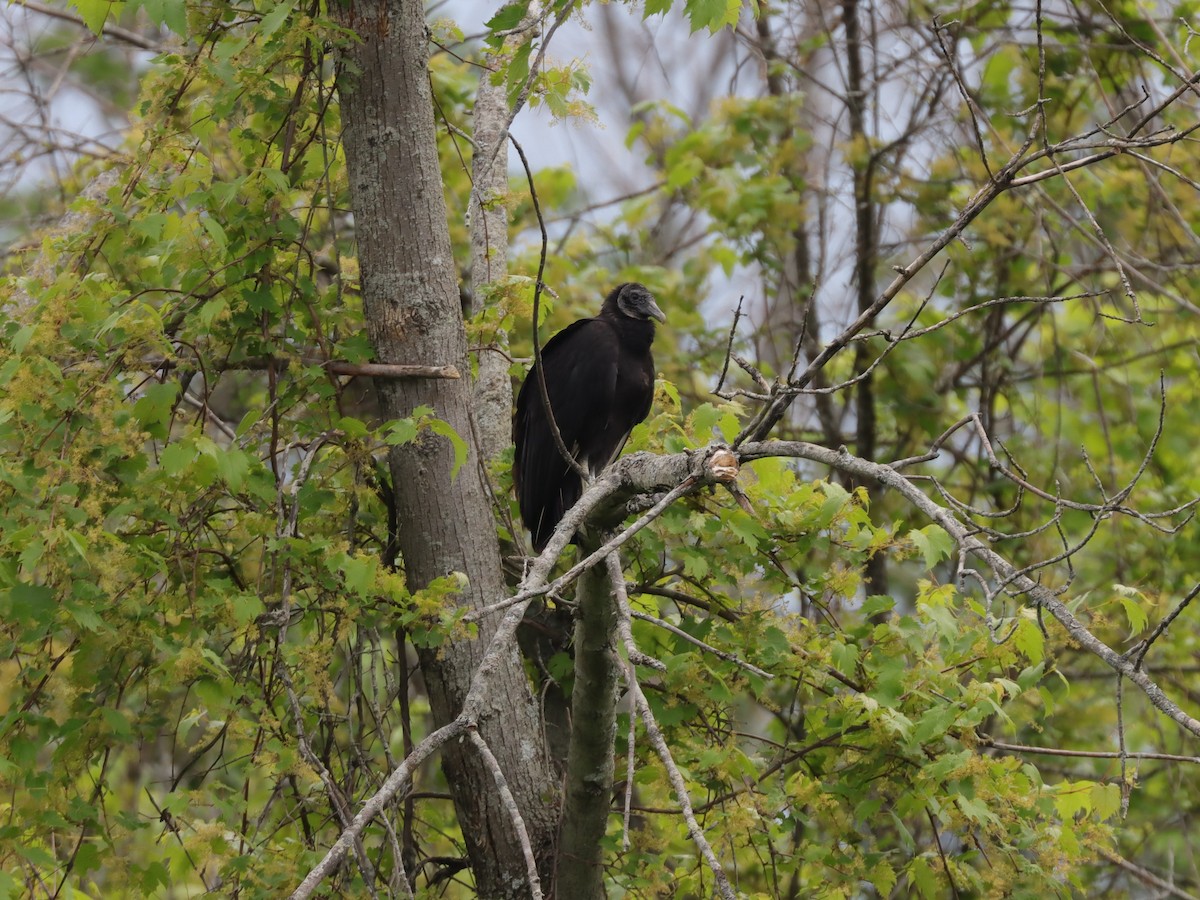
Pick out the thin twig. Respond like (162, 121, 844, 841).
(629, 610, 773, 680)
(465, 473, 700, 623)
(609, 554, 736, 899)
(294, 448, 724, 897)
(714, 295, 745, 397)
(1134, 581, 1200, 671)
(931, 17, 992, 181)
(1093, 844, 1200, 900)
(981, 737, 1200, 764)
(466, 728, 543, 900)
(926, 807, 962, 900)
(510, 133, 588, 480)
(1117, 673, 1129, 818)
(290, 720, 465, 900)
(621, 695, 637, 852)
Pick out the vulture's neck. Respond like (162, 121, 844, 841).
(601, 312, 656, 352)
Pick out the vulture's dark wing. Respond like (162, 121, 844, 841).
(514, 317, 628, 551)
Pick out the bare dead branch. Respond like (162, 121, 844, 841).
(931, 17, 993, 181)
(151, 355, 461, 380)
(981, 736, 1200, 765)
(714, 295, 745, 397)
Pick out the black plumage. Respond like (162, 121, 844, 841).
(513, 283, 666, 552)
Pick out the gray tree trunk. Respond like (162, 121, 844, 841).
(469, 60, 515, 464)
(332, 0, 559, 893)
(555, 554, 621, 898)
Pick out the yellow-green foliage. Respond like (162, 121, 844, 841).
(3, 0, 1200, 894)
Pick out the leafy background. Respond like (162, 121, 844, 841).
(2, 0, 1200, 895)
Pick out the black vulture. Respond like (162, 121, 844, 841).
(513, 283, 666, 552)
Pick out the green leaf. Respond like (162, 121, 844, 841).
(486, 2, 526, 35)
(160, 441, 193, 476)
(871, 657, 907, 708)
(257, 0, 294, 38)
(922, 749, 971, 783)
(684, 0, 739, 32)
(682, 550, 709, 580)
(425, 418, 469, 480)
(384, 418, 419, 446)
(690, 403, 720, 439)
(956, 795, 999, 826)
(830, 640, 858, 677)
(70, 0, 124, 33)
(137, 0, 187, 33)
(66, 601, 106, 632)
(101, 707, 132, 738)
(910, 524, 954, 570)
(73, 840, 102, 875)
(215, 448, 251, 491)
(704, 668, 733, 703)
(0, 870, 22, 899)
(9, 324, 36, 354)
(137, 860, 171, 893)
(666, 154, 704, 190)
(1013, 614, 1045, 664)
(907, 856, 939, 899)
(870, 859, 898, 897)
(200, 216, 228, 251)
(230, 592, 264, 625)
(194, 678, 228, 713)
(911, 703, 958, 746)
(727, 513, 764, 551)
(4, 582, 55, 627)
(340, 554, 378, 597)
(861, 595, 894, 619)
(132, 382, 180, 438)
(1090, 782, 1121, 821)
(506, 40, 534, 107)
(198, 297, 228, 326)
(63, 529, 90, 561)
(16, 842, 56, 868)
(1114, 584, 1149, 635)
(337, 416, 370, 440)
(1054, 781, 1092, 820)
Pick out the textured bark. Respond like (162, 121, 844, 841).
(332, 0, 558, 894)
(555, 552, 621, 899)
(469, 61, 515, 463)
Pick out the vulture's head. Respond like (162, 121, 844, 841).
(612, 282, 667, 323)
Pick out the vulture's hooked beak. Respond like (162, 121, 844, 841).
(648, 299, 667, 323)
